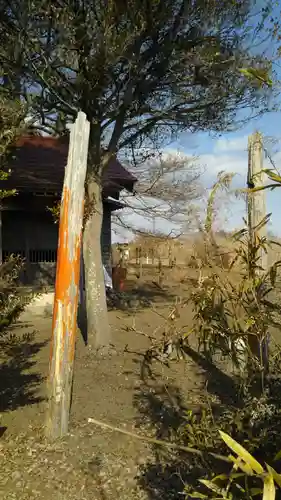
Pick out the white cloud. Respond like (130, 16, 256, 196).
(161, 147, 194, 160)
(200, 144, 281, 179)
(112, 140, 281, 241)
(200, 152, 247, 177)
(214, 135, 248, 154)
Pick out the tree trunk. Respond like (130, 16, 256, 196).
(83, 179, 111, 350)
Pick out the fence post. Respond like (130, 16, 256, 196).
(158, 257, 163, 286)
(247, 131, 268, 370)
(146, 252, 149, 265)
(248, 132, 267, 269)
(46, 112, 90, 439)
(139, 246, 143, 279)
(168, 245, 172, 267)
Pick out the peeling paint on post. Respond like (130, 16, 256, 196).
(46, 112, 90, 439)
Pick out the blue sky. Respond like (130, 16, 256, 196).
(174, 106, 281, 235)
(115, 113, 281, 241)
(115, 103, 281, 241)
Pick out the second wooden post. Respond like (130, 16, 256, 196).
(247, 131, 268, 370)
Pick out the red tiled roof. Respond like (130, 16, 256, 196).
(1, 136, 137, 194)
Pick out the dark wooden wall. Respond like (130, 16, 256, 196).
(1, 197, 113, 286)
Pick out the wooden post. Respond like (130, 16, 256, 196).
(247, 131, 268, 370)
(139, 246, 143, 278)
(46, 112, 90, 439)
(168, 245, 172, 267)
(248, 132, 267, 268)
(158, 257, 163, 286)
(151, 247, 155, 265)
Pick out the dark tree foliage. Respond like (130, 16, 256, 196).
(0, 0, 270, 160)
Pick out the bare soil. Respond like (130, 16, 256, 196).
(0, 272, 240, 500)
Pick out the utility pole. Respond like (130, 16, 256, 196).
(247, 132, 267, 269)
(247, 131, 268, 371)
(46, 112, 90, 439)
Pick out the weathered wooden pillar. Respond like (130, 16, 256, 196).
(46, 112, 90, 439)
(247, 132, 267, 267)
(247, 131, 268, 371)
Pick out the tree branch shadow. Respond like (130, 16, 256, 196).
(0, 331, 47, 413)
(134, 379, 199, 499)
(134, 381, 187, 440)
(183, 345, 242, 407)
(132, 342, 281, 499)
(107, 284, 177, 312)
(132, 347, 242, 499)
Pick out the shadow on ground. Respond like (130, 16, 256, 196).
(183, 345, 242, 408)
(78, 300, 88, 345)
(134, 379, 200, 500)
(107, 284, 177, 312)
(78, 283, 177, 345)
(0, 330, 47, 412)
(133, 347, 244, 499)
(134, 380, 187, 439)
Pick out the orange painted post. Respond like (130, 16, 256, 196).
(46, 111, 90, 439)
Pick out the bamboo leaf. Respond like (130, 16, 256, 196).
(252, 213, 271, 233)
(263, 472, 276, 500)
(250, 488, 263, 496)
(231, 473, 246, 479)
(269, 240, 281, 248)
(273, 449, 281, 462)
(232, 228, 248, 240)
(243, 184, 280, 193)
(228, 454, 254, 475)
(212, 473, 229, 482)
(186, 491, 208, 499)
(266, 465, 281, 489)
(263, 169, 281, 184)
(219, 431, 264, 474)
(186, 492, 208, 499)
(199, 479, 226, 495)
(239, 67, 273, 87)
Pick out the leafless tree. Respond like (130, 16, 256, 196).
(114, 149, 204, 238)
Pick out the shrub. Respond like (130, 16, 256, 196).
(0, 94, 31, 333)
(186, 429, 281, 499)
(0, 255, 28, 332)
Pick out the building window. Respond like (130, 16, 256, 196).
(29, 250, 57, 263)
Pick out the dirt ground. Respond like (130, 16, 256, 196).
(0, 271, 243, 500)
